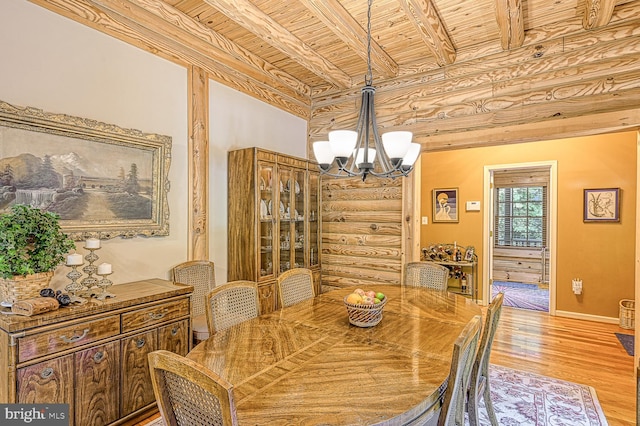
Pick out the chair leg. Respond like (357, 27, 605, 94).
(467, 388, 480, 426)
(483, 380, 499, 426)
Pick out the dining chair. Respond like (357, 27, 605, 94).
(404, 261, 449, 290)
(148, 350, 238, 426)
(172, 260, 216, 344)
(438, 315, 482, 426)
(277, 268, 315, 308)
(468, 292, 504, 426)
(205, 280, 260, 334)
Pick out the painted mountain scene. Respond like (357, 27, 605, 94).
(0, 125, 154, 222)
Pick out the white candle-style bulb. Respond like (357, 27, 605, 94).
(85, 238, 101, 249)
(66, 253, 83, 266)
(97, 263, 112, 274)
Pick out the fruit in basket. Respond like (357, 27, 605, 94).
(346, 293, 363, 305)
(346, 289, 386, 305)
(361, 296, 374, 305)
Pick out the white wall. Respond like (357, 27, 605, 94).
(209, 82, 308, 283)
(0, 1, 309, 289)
(0, 1, 189, 288)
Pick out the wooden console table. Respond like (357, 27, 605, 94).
(0, 278, 192, 426)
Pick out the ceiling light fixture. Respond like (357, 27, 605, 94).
(313, 0, 421, 181)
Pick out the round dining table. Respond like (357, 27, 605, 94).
(187, 284, 481, 425)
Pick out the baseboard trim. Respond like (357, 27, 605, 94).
(555, 310, 619, 324)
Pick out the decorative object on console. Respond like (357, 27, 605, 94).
(312, 0, 420, 181)
(80, 238, 101, 293)
(65, 253, 87, 304)
(95, 263, 115, 300)
(0, 204, 75, 305)
(11, 297, 60, 316)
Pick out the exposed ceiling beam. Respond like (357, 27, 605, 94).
(299, 0, 398, 79)
(127, 0, 311, 98)
(583, 0, 616, 29)
(494, 0, 524, 49)
(203, 0, 352, 88)
(400, 0, 456, 66)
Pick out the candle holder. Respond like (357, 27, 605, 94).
(80, 246, 100, 294)
(65, 264, 87, 304)
(95, 272, 115, 300)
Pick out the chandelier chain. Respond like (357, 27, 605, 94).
(366, 0, 373, 86)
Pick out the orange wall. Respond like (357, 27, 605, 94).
(420, 131, 636, 318)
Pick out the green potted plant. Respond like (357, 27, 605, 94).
(0, 204, 76, 304)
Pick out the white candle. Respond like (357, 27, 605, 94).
(85, 238, 101, 249)
(97, 263, 112, 275)
(66, 253, 83, 266)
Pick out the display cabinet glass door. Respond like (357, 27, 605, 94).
(278, 167, 306, 273)
(308, 172, 319, 267)
(258, 162, 275, 279)
(278, 167, 291, 273)
(292, 168, 306, 270)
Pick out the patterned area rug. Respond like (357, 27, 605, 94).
(144, 365, 608, 425)
(470, 365, 608, 425)
(492, 281, 549, 312)
(615, 332, 634, 356)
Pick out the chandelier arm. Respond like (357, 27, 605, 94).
(368, 93, 394, 174)
(345, 87, 371, 176)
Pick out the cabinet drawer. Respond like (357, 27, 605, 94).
(121, 298, 189, 333)
(18, 316, 120, 363)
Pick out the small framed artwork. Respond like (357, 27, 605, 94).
(433, 188, 459, 223)
(583, 188, 620, 222)
(464, 246, 475, 262)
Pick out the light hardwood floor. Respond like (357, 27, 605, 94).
(491, 307, 636, 426)
(136, 306, 636, 425)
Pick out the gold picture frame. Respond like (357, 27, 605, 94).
(0, 100, 171, 240)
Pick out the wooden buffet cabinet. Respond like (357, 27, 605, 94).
(228, 148, 321, 313)
(0, 279, 192, 426)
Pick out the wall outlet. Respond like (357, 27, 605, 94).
(421, 216, 428, 225)
(572, 278, 583, 295)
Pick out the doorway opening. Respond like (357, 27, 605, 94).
(483, 162, 557, 314)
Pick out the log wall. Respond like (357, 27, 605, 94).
(320, 176, 404, 290)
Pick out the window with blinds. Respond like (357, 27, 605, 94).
(493, 168, 549, 248)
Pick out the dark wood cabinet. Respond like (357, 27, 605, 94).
(75, 341, 120, 425)
(0, 279, 192, 426)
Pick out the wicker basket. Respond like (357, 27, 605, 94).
(0, 272, 54, 305)
(343, 296, 388, 327)
(619, 299, 635, 330)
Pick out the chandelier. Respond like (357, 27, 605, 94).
(312, 0, 421, 181)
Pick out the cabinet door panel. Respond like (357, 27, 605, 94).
(158, 320, 189, 356)
(258, 282, 277, 314)
(17, 354, 74, 419)
(75, 341, 120, 425)
(121, 330, 157, 416)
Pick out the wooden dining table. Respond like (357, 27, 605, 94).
(187, 284, 482, 425)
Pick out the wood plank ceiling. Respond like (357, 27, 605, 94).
(32, 0, 640, 150)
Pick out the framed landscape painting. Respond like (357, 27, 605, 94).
(433, 188, 459, 223)
(583, 188, 620, 222)
(0, 100, 171, 240)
